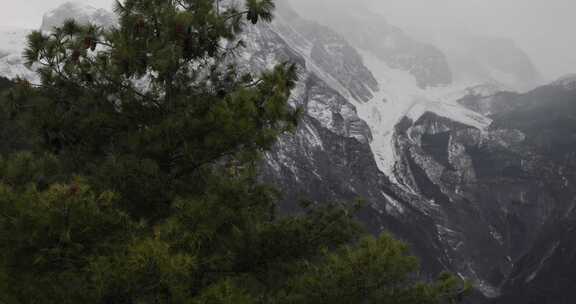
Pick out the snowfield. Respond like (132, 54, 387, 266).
(349, 50, 492, 180)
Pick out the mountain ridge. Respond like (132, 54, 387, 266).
(1, 2, 574, 303)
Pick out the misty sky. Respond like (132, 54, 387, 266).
(364, 0, 576, 81)
(1, 0, 575, 80)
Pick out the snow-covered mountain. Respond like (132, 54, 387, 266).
(2, 2, 575, 303)
(0, 27, 36, 81)
(40, 1, 117, 31)
(0, 2, 118, 83)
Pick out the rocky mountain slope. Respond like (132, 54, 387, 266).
(1, 2, 574, 303)
(408, 75, 576, 304)
(480, 78, 576, 303)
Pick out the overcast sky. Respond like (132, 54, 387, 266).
(2, 0, 575, 80)
(364, 0, 576, 81)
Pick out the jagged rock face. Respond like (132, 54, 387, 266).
(272, 3, 379, 102)
(392, 112, 548, 297)
(40, 2, 117, 31)
(497, 218, 576, 304)
(392, 81, 576, 302)
(239, 11, 377, 146)
(308, 31, 378, 102)
(486, 82, 576, 304)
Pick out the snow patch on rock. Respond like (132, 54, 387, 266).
(349, 50, 492, 181)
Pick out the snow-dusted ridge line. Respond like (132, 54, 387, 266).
(271, 13, 356, 102)
(271, 9, 496, 182)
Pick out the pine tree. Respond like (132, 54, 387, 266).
(0, 78, 37, 154)
(0, 0, 467, 303)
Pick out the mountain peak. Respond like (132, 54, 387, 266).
(53, 1, 97, 10)
(41, 1, 116, 31)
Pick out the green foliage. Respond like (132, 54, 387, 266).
(246, 0, 275, 24)
(0, 76, 12, 90)
(0, 0, 467, 303)
(281, 235, 465, 304)
(0, 178, 133, 302)
(0, 78, 38, 154)
(0, 152, 63, 189)
(13, 0, 299, 220)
